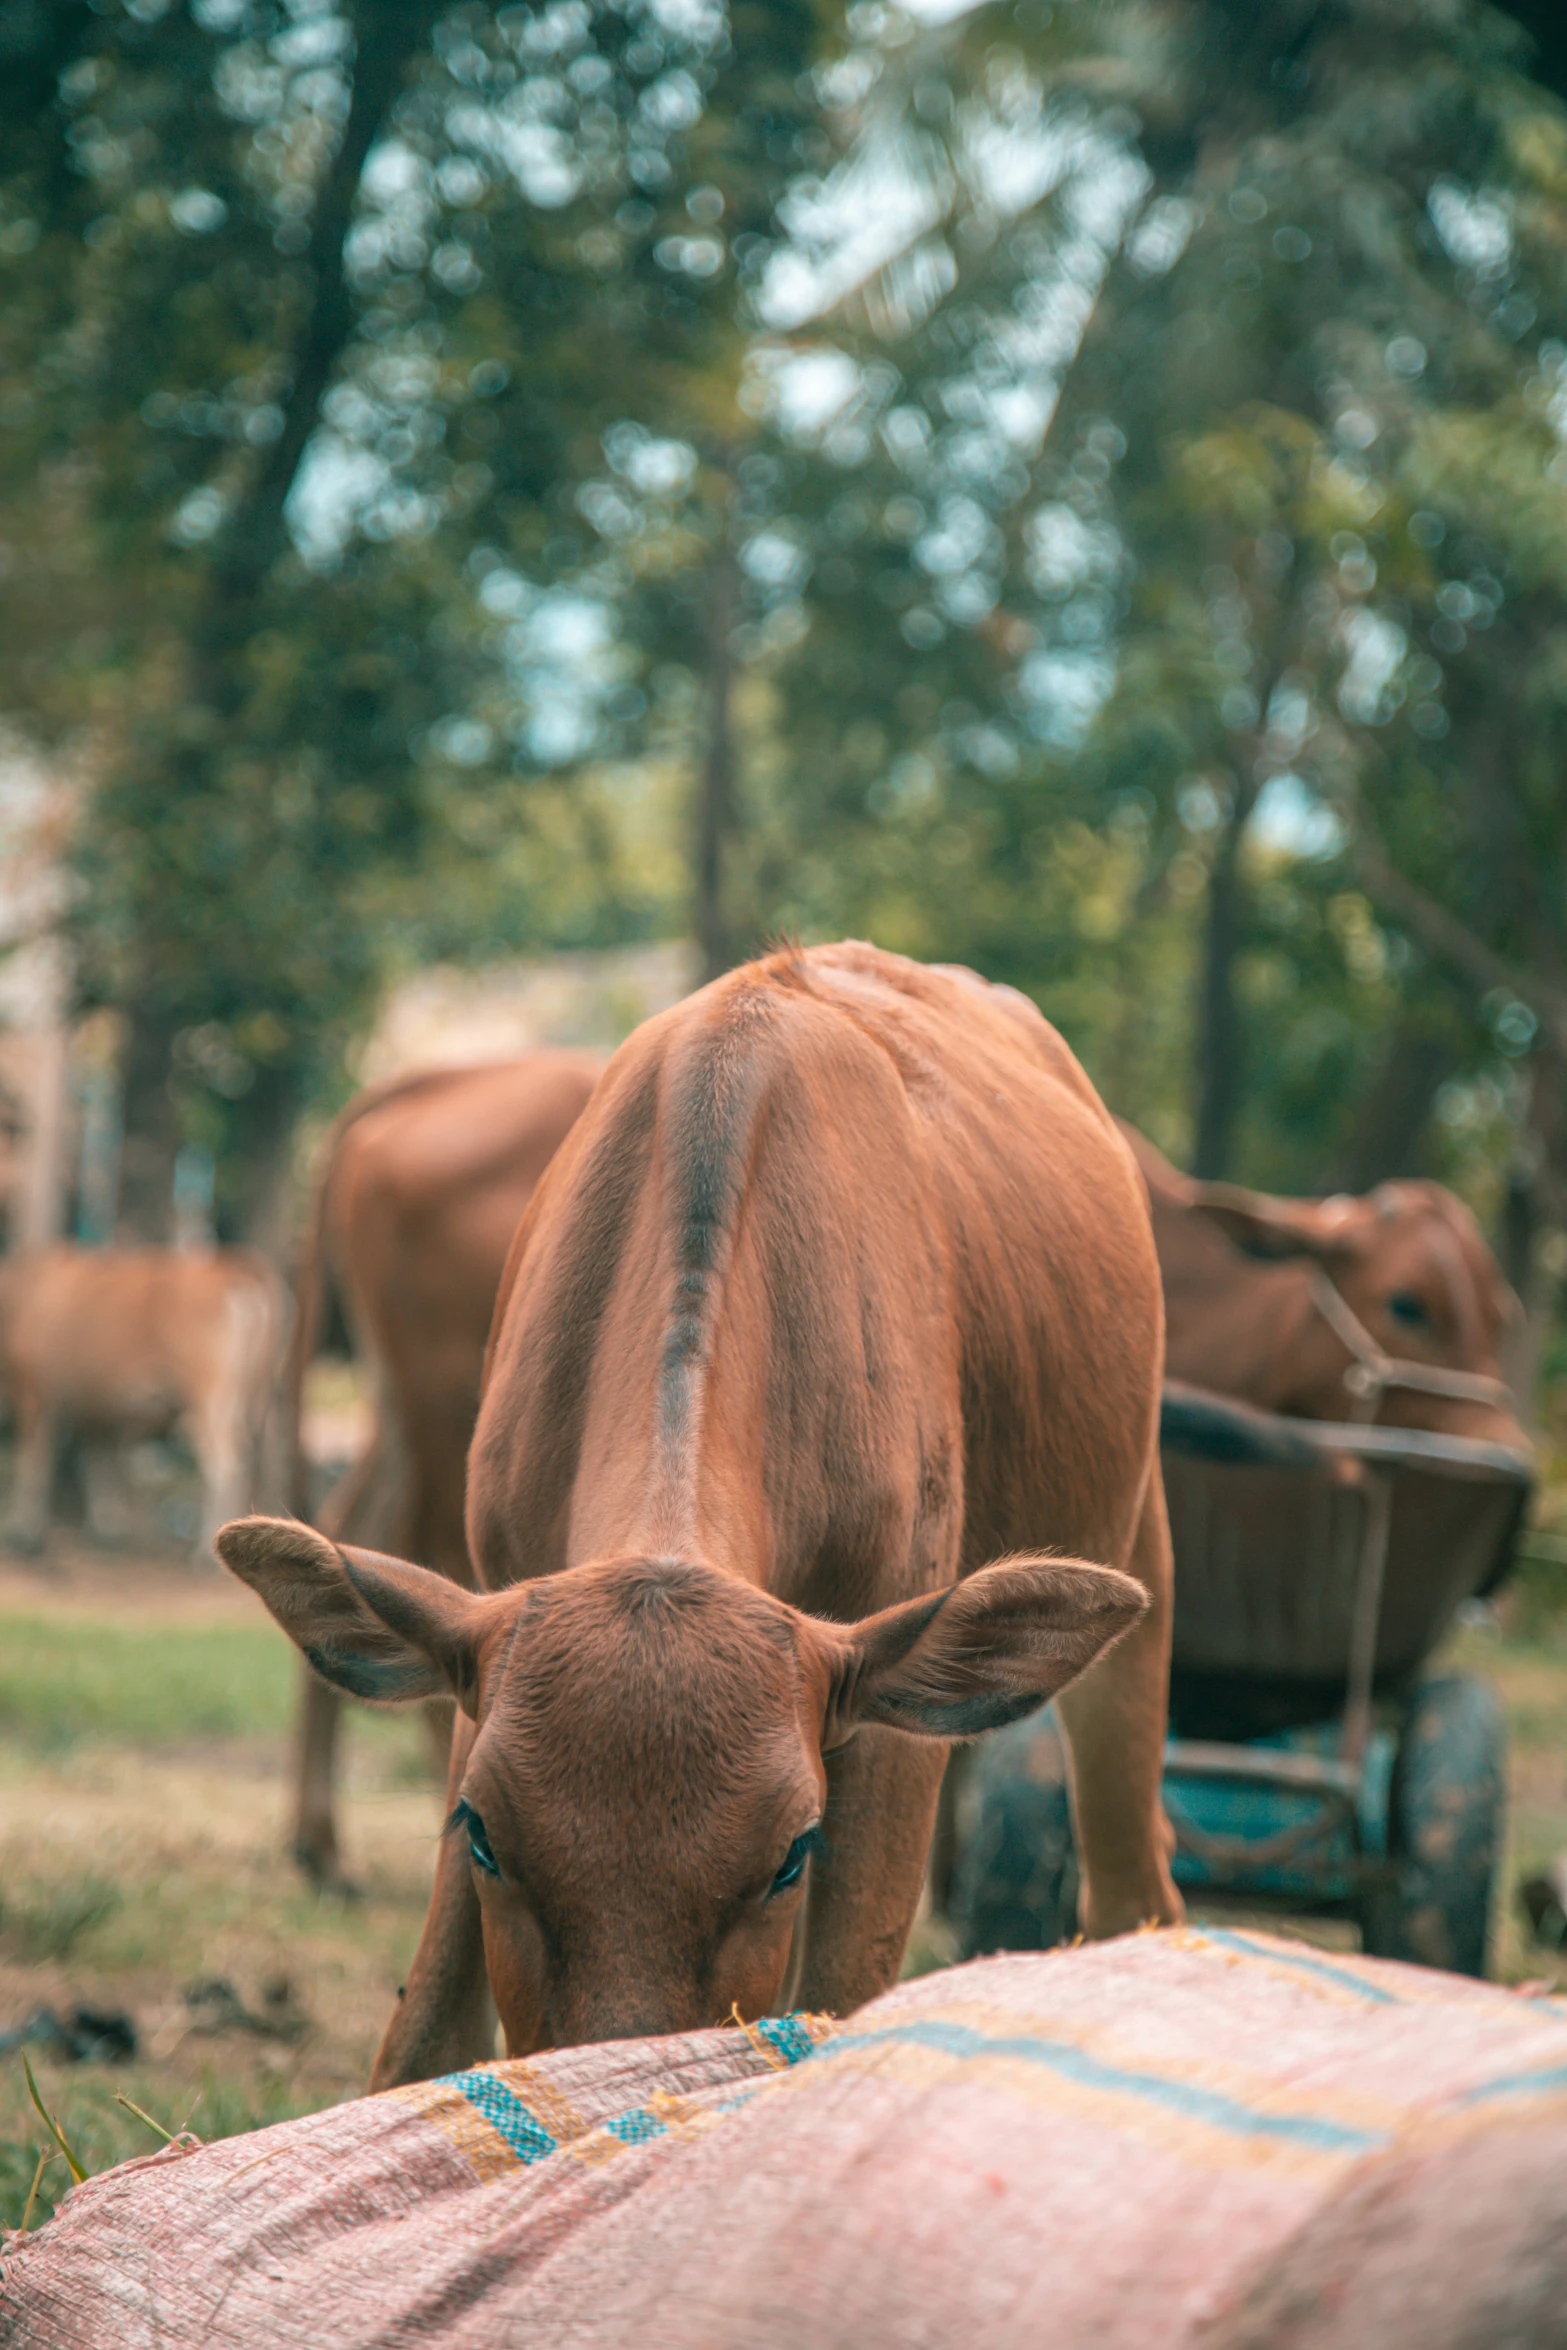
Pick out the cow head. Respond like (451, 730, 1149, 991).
(1190, 1176, 1524, 1443)
(217, 1516, 1144, 2049)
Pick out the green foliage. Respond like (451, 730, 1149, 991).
(699, 0, 1567, 1215)
(0, 0, 828, 1205)
(2, 0, 1566, 1260)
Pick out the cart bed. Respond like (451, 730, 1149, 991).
(1159, 1383, 1532, 1740)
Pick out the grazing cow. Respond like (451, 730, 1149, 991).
(284, 1052, 605, 1886)
(0, 1244, 284, 1564)
(1121, 1125, 1524, 1450)
(222, 944, 1181, 2083)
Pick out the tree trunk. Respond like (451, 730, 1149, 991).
(1330, 1024, 1454, 1192)
(695, 544, 739, 988)
(223, 1068, 302, 1259)
(13, 949, 71, 1250)
(115, 1002, 182, 1243)
(192, 0, 443, 709)
(114, 0, 440, 1216)
(1192, 774, 1256, 1180)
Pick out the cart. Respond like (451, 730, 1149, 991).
(951, 1382, 1534, 1975)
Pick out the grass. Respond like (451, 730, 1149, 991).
(0, 1599, 432, 1765)
(1, 2063, 319, 2235)
(0, 1875, 122, 1963)
(0, 1614, 295, 1752)
(0, 1548, 440, 2232)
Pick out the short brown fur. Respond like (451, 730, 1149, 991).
(1, 1244, 283, 1563)
(224, 947, 1181, 2079)
(283, 1052, 603, 1882)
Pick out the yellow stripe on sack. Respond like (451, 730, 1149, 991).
(851, 1990, 1415, 2146)
(772, 2031, 1377, 2180)
(384, 2078, 534, 2183)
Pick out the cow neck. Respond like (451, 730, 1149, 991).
(641, 1018, 776, 1587)
(1165, 1252, 1324, 1412)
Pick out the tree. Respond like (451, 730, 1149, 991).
(0, 0, 821, 1235)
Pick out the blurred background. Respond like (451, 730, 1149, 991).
(2, 0, 1565, 1322)
(5, 0, 1567, 2220)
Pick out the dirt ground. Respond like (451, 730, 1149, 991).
(3, 1541, 1567, 2233)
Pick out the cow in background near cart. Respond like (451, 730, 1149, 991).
(927, 1120, 1529, 1907)
(284, 1051, 605, 1889)
(0, 1243, 286, 1565)
(943, 1125, 1534, 1979)
(1121, 1124, 1524, 1450)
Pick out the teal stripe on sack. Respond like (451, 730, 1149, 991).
(1196, 1928, 1403, 2006)
(442, 2014, 822, 2164)
(444, 2070, 559, 2164)
(1453, 2059, 1567, 2109)
(604, 2106, 665, 2145)
(815, 2017, 1385, 2153)
(754, 2014, 819, 2066)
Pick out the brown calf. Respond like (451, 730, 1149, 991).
(1122, 1125, 1525, 1450)
(223, 946, 1181, 2079)
(285, 1053, 604, 1883)
(1, 1244, 284, 1564)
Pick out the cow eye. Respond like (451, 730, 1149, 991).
(1387, 1291, 1429, 1329)
(452, 1799, 501, 1878)
(769, 1826, 821, 1897)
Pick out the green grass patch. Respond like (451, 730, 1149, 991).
(0, 2058, 325, 2232)
(0, 1615, 297, 1750)
(0, 1874, 122, 1963)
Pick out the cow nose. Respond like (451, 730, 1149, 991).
(554, 1982, 707, 2049)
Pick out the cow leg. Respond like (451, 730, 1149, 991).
(80, 1441, 133, 1548)
(188, 1399, 250, 1569)
(7, 1392, 55, 1556)
(283, 1427, 409, 1888)
(793, 1729, 948, 2018)
(291, 1666, 353, 1892)
(369, 1710, 495, 2090)
(927, 1743, 974, 1921)
(1055, 1462, 1183, 1938)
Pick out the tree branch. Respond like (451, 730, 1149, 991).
(1354, 822, 1567, 1052)
(193, 0, 442, 700)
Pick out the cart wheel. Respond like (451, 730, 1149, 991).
(1361, 1674, 1506, 1978)
(950, 1706, 1079, 1957)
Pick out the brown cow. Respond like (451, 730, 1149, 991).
(1121, 1125, 1524, 1450)
(285, 1052, 605, 1885)
(0, 1244, 284, 1564)
(221, 945, 1182, 2082)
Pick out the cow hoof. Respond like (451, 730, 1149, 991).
(4, 1523, 48, 1559)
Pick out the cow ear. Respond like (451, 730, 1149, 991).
(215, 1516, 486, 1712)
(1189, 1181, 1363, 1263)
(820, 1555, 1147, 1747)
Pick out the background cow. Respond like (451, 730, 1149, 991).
(224, 944, 1182, 2083)
(1121, 1124, 1524, 1450)
(0, 1244, 285, 1565)
(285, 1051, 604, 1886)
